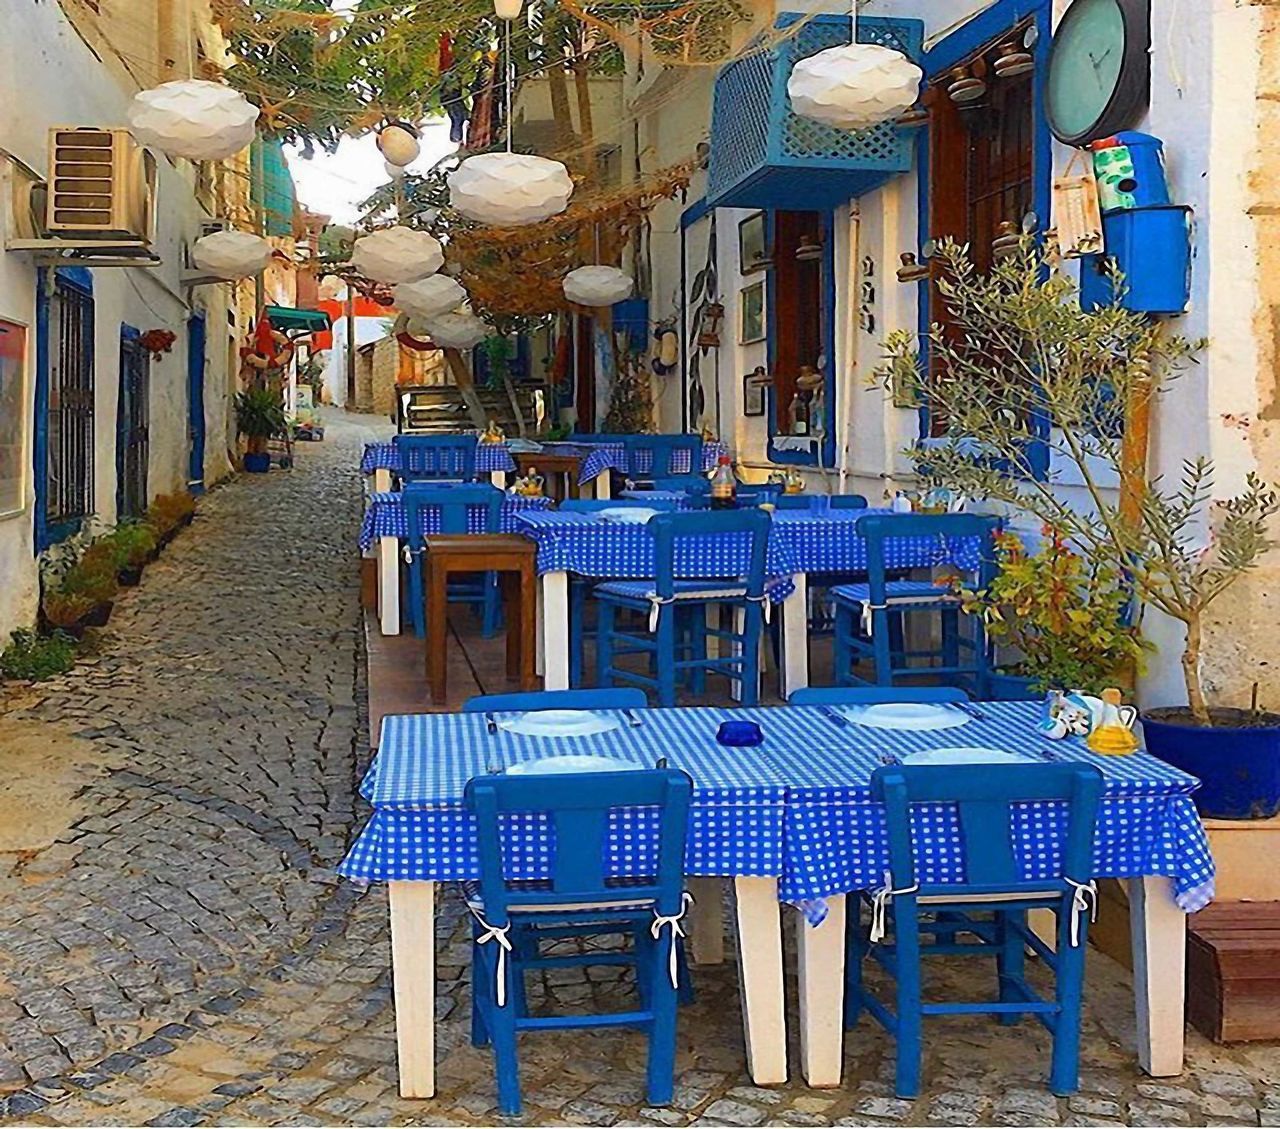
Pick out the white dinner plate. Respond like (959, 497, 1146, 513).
(506, 754, 641, 776)
(902, 747, 1032, 766)
(597, 507, 660, 524)
(496, 710, 622, 738)
(840, 703, 969, 731)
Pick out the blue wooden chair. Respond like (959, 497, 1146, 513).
(464, 769, 694, 1115)
(774, 493, 869, 510)
(830, 514, 1001, 695)
(402, 483, 503, 638)
(393, 433, 480, 482)
(594, 509, 771, 706)
(788, 686, 970, 705)
(623, 435, 703, 482)
(850, 762, 1103, 1098)
(463, 688, 648, 713)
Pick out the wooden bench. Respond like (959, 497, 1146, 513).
(425, 534, 538, 705)
(1187, 901, 1280, 1042)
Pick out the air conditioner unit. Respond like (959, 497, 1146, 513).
(45, 127, 156, 242)
(199, 217, 230, 238)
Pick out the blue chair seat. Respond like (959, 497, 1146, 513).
(595, 578, 750, 603)
(462, 875, 662, 914)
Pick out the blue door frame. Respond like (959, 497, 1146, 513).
(187, 313, 206, 494)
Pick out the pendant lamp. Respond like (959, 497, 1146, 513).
(192, 230, 273, 280)
(351, 225, 444, 285)
(127, 79, 259, 161)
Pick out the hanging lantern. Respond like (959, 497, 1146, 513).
(377, 122, 421, 167)
(351, 225, 443, 285)
(393, 275, 468, 320)
(127, 80, 259, 161)
(563, 265, 634, 308)
(948, 65, 987, 104)
(192, 229, 273, 280)
(992, 42, 1035, 78)
(787, 43, 922, 133)
(422, 311, 490, 350)
(493, 0, 524, 16)
(384, 161, 407, 181)
(448, 152, 574, 227)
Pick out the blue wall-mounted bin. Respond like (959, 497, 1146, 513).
(1079, 204, 1192, 317)
(1091, 132, 1171, 213)
(612, 298, 651, 354)
(706, 13, 924, 210)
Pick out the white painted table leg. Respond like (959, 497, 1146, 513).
(1128, 876, 1187, 1077)
(779, 574, 810, 701)
(379, 535, 401, 636)
(733, 876, 787, 1085)
(594, 473, 612, 501)
(490, 469, 507, 490)
(389, 881, 435, 1099)
(374, 468, 393, 494)
(798, 895, 847, 1087)
(540, 570, 570, 690)
(705, 605, 721, 662)
(688, 876, 725, 965)
(731, 605, 746, 703)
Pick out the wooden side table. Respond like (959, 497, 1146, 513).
(424, 534, 538, 705)
(513, 452, 582, 501)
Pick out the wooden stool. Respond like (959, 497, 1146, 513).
(514, 452, 582, 501)
(424, 534, 538, 705)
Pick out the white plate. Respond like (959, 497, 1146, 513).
(506, 754, 641, 776)
(903, 747, 1033, 766)
(840, 703, 969, 731)
(496, 710, 622, 738)
(597, 507, 660, 524)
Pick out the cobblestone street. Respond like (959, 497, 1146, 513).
(0, 413, 1277, 1127)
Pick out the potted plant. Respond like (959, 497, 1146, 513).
(881, 236, 1280, 819)
(235, 388, 286, 473)
(101, 521, 158, 585)
(39, 535, 119, 634)
(146, 493, 195, 545)
(954, 525, 1150, 699)
(0, 628, 77, 682)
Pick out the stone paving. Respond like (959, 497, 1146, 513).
(0, 411, 1277, 1127)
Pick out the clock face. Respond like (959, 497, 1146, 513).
(1047, 0, 1150, 145)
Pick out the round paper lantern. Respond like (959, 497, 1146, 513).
(563, 265, 634, 308)
(422, 311, 490, 350)
(192, 229, 273, 280)
(393, 275, 468, 320)
(377, 123, 420, 167)
(448, 152, 573, 227)
(351, 225, 443, 284)
(787, 44, 922, 132)
(127, 79, 259, 161)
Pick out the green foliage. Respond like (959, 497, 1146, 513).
(235, 388, 288, 439)
(0, 629, 77, 682)
(102, 521, 159, 569)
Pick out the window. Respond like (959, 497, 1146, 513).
(46, 278, 95, 531)
(770, 210, 826, 442)
(117, 329, 150, 520)
(0, 320, 27, 519)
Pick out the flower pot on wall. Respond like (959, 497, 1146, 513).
(1143, 708, 1280, 820)
(243, 451, 271, 474)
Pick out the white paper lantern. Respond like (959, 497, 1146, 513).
(377, 123, 420, 167)
(192, 229, 273, 280)
(351, 225, 443, 284)
(422, 311, 490, 350)
(127, 79, 259, 161)
(393, 275, 468, 320)
(384, 160, 407, 180)
(448, 152, 573, 227)
(563, 265, 634, 308)
(787, 43, 922, 132)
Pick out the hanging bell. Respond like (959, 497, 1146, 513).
(991, 220, 1021, 261)
(992, 42, 1035, 78)
(896, 252, 930, 283)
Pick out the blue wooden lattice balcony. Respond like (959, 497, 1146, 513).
(707, 13, 925, 210)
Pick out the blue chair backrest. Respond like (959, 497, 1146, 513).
(855, 513, 1001, 604)
(647, 509, 771, 600)
(775, 493, 868, 510)
(871, 763, 1102, 896)
(625, 435, 703, 478)
(402, 482, 502, 546)
(567, 432, 619, 445)
(463, 688, 648, 712)
(558, 498, 680, 514)
(789, 686, 970, 705)
(464, 769, 693, 923)
(736, 483, 783, 506)
(653, 475, 711, 495)
(394, 434, 480, 482)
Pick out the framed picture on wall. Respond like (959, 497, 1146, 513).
(739, 281, 766, 345)
(742, 369, 767, 417)
(0, 319, 27, 519)
(738, 212, 769, 274)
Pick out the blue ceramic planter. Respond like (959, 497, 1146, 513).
(1142, 708, 1280, 820)
(243, 451, 271, 474)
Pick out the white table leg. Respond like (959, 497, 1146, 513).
(379, 535, 401, 636)
(594, 473, 612, 501)
(798, 895, 847, 1087)
(779, 574, 810, 701)
(731, 606, 746, 703)
(733, 876, 787, 1085)
(389, 881, 435, 1099)
(490, 469, 507, 490)
(540, 570, 570, 690)
(705, 605, 721, 662)
(688, 876, 725, 965)
(1128, 876, 1186, 1077)
(374, 468, 393, 494)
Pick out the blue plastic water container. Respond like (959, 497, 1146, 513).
(1078, 205, 1192, 317)
(1091, 131, 1171, 213)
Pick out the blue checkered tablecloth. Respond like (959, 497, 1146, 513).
(359, 491, 553, 551)
(337, 702, 1213, 924)
(769, 508, 985, 573)
(361, 441, 517, 477)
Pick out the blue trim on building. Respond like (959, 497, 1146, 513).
(680, 196, 712, 231)
(116, 323, 139, 520)
(187, 314, 207, 494)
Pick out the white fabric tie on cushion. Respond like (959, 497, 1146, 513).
(1064, 877, 1098, 948)
(468, 906, 515, 1007)
(650, 892, 694, 990)
(869, 870, 920, 944)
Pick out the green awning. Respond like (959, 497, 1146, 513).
(263, 306, 330, 334)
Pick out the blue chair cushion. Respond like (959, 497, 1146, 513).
(830, 580, 957, 606)
(461, 876, 662, 914)
(596, 579, 750, 602)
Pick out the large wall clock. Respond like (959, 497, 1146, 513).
(1046, 0, 1150, 146)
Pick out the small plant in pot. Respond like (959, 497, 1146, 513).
(103, 521, 158, 585)
(881, 236, 1280, 819)
(235, 388, 286, 473)
(39, 532, 120, 633)
(954, 525, 1150, 699)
